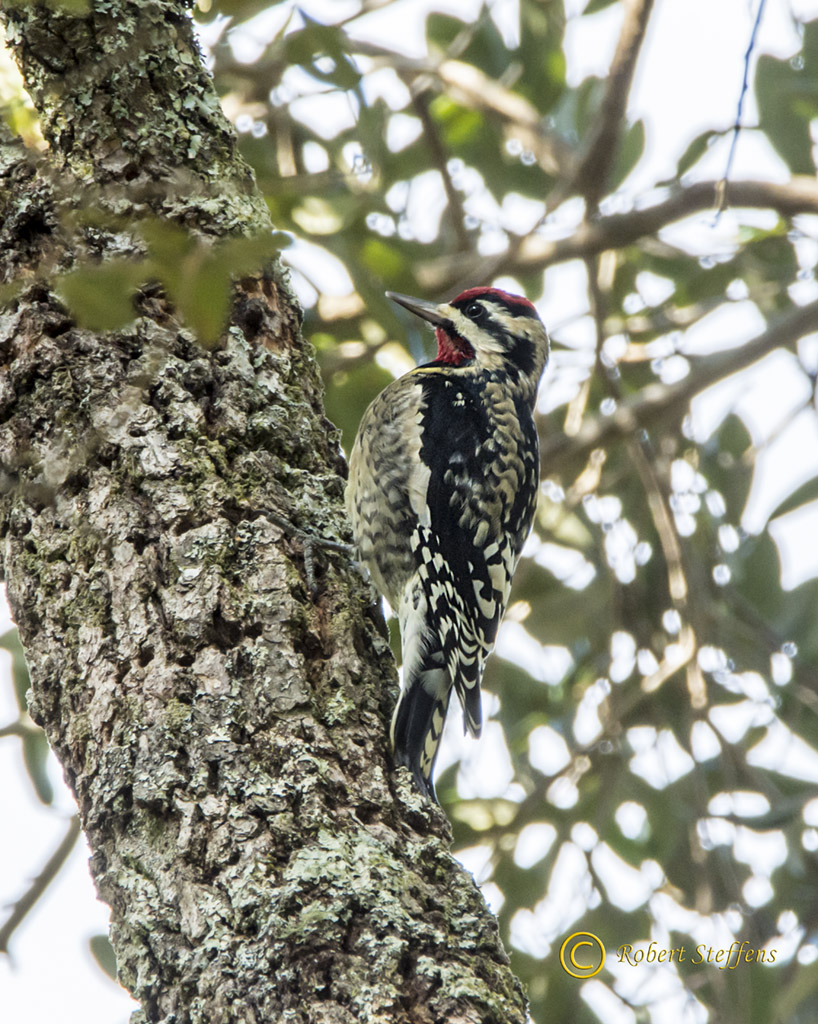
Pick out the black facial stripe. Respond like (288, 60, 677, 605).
(440, 310, 538, 378)
(496, 297, 539, 320)
(509, 336, 536, 377)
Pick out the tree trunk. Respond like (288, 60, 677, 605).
(0, 3, 527, 1022)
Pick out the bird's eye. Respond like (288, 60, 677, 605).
(465, 303, 484, 320)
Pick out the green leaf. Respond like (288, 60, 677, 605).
(771, 960, 818, 1024)
(770, 476, 818, 522)
(704, 413, 753, 523)
(517, 2, 567, 112)
(430, 95, 484, 148)
(456, 15, 514, 83)
(513, 570, 611, 652)
(756, 21, 818, 175)
(175, 256, 233, 347)
(141, 220, 195, 300)
(284, 21, 344, 65)
(323, 358, 394, 451)
(611, 118, 645, 189)
(217, 232, 290, 277)
(0, 630, 51, 804)
(426, 12, 468, 51)
(207, 0, 273, 18)
(89, 934, 118, 981)
(47, 0, 90, 12)
(22, 729, 53, 805)
(736, 531, 784, 622)
(360, 238, 405, 279)
(144, 226, 287, 346)
(0, 627, 31, 711)
(583, 0, 620, 12)
(56, 224, 286, 346)
(56, 260, 146, 332)
(674, 129, 719, 178)
(0, 277, 25, 311)
(3, 0, 90, 10)
(552, 74, 605, 141)
(283, 18, 360, 89)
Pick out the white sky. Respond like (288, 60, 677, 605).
(2, 2, 818, 1022)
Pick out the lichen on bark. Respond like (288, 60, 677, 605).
(3, 0, 267, 231)
(0, 2, 529, 1022)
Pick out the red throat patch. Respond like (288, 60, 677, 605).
(435, 327, 474, 365)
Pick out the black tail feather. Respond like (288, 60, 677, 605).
(391, 674, 450, 803)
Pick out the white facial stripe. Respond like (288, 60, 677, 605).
(438, 300, 543, 358)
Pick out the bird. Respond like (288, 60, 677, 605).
(346, 286, 549, 801)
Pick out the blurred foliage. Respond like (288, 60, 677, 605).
(4, 1, 818, 1022)
(55, 223, 289, 344)
(757, 18, 818, 175)
(0, 626, 52, 805)
(0, 40, 43, 147)
(89, 934, 118, 982)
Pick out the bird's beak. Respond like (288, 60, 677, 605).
(386, 291, 449, 328)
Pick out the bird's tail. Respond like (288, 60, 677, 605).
(390, 649, 451, 803)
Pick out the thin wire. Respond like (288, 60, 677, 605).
(715, 0, 768, 219)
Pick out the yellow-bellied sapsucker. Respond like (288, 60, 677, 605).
(346, 287, 549, 801)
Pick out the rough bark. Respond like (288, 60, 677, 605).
(0, 3, 527, 1022)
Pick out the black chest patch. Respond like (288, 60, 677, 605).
(409, 369, 540, 719)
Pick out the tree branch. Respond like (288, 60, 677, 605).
(434, 59, 573, 177)
(340, 45, 573, 177)
(571, 0, 655, 208)
(418, 177, 818, 292)
(0, 815, 81, 955)
(411, 88, 471, 251)
(585, 252, 707, 707)
(540, 294, 818, 474)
